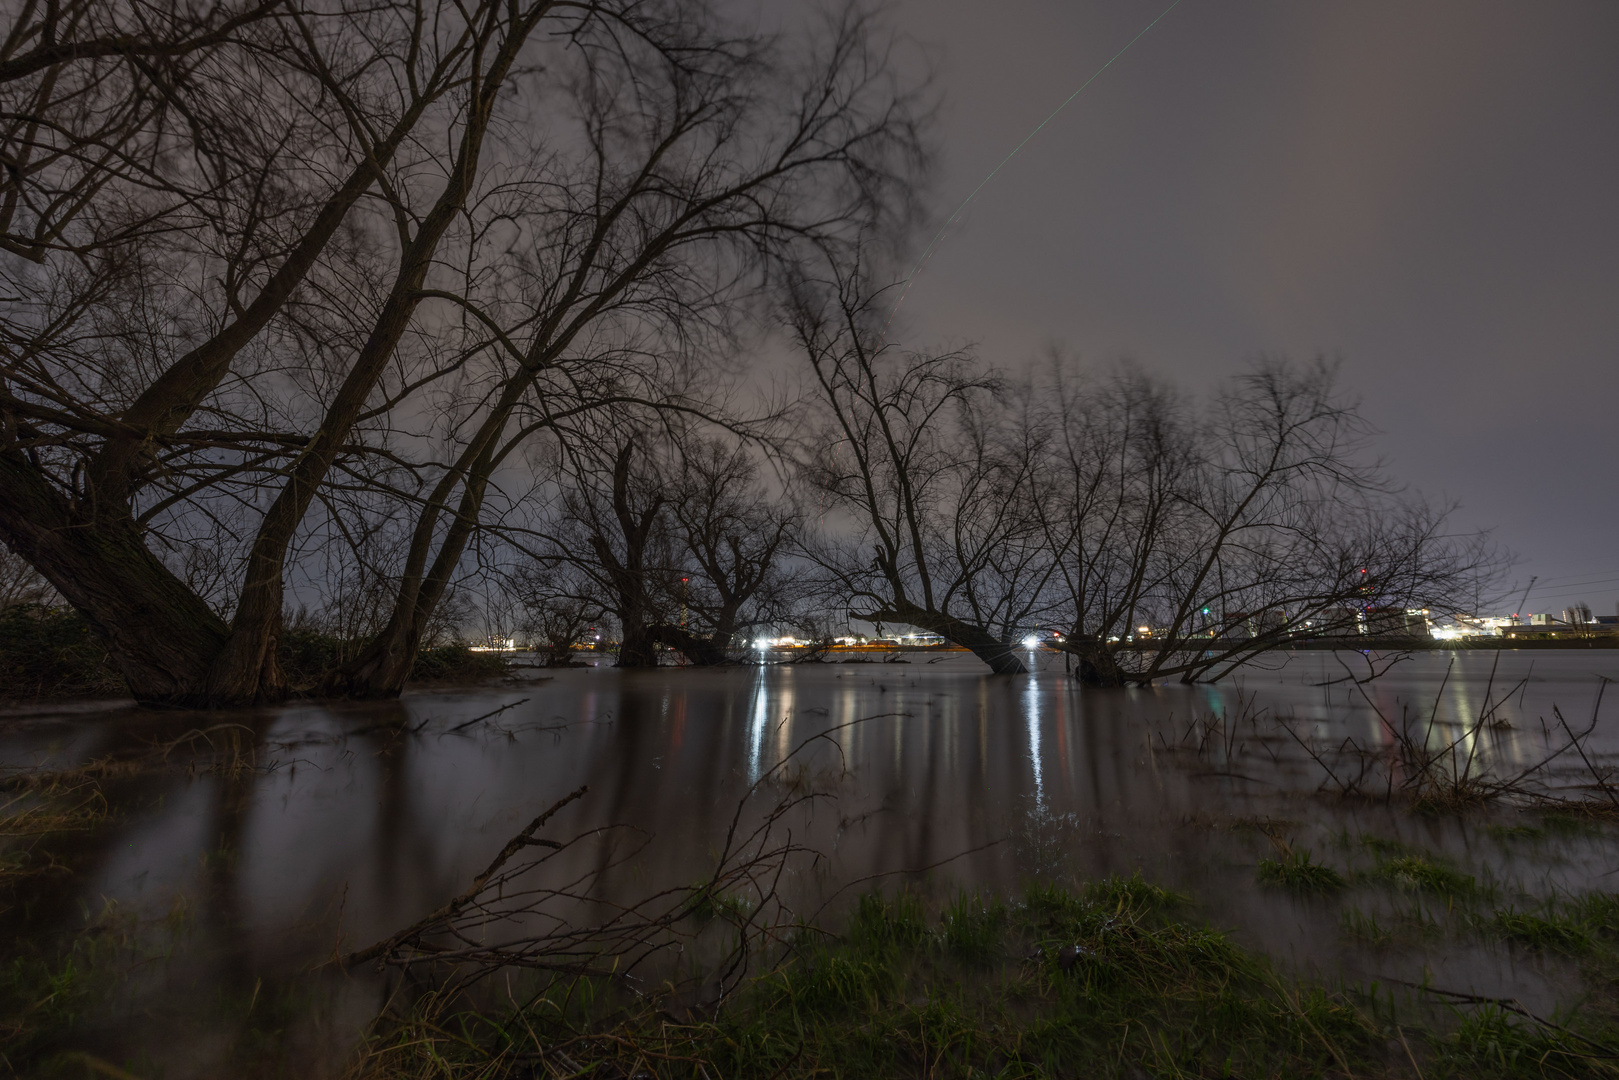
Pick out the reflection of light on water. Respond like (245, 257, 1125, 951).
(743, 668, 796, 781)
(1026, 675, 1044, 809)
(838, 679, 860, 759)
(747, 666, 769, 782)
(774, 670, 795, 766)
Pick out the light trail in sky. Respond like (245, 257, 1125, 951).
(883, 0, 1187, 335)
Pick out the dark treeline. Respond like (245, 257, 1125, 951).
(0, 0, 1495, 704)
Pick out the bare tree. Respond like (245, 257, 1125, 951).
(0, 0, 542, 702)
(514, 566, 599, 667)
(325, 3, 928, 696)
(794, 250, 1499, 682)
(1, 0, 929, 704)
(541, 435, 677, 667)
(650, 438, 797, 664)
(1026, 357, 1501, 684)
(792, 256, 1045, 674)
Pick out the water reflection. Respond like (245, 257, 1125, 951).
(5, 650, 1619, 1072)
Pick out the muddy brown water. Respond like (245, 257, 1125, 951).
(5, 648, 1619, 1076)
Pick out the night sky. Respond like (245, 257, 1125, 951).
(877, 0, 1619, 617)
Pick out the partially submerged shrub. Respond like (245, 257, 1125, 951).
(1376, 855, 1476, 896)
(1493, 909, 1592, 954)
(277, 629, 348, 692)
(0, 605, 124, 701)
(409, 643, 508, 683)
(277, 634, 509, 693)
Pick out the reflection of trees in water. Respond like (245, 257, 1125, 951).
(363, 702, 461, 936)
(581, 676, 752, 908)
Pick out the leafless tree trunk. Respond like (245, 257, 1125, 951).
(0, 0, 537, 702)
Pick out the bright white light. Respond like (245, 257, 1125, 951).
(1022, 635, 1040, 649)
(754, 639, 768, 650)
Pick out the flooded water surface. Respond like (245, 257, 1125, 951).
(6, 648, 1619, 1075)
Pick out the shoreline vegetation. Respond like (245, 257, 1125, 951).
(339, 870, 1619, 1080)
(4, 608, 1615, 707)
(0, 604, 509, 704)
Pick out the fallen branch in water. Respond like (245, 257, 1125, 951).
(339, 716, 901, 996)
(445, 698, 531, 733)
(1384, 977, 1619, 1058)
(344, 784, 588, 967)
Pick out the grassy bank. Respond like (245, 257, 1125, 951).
(348, 869, 1619, 1080)
(6, 773, 1619, 1077)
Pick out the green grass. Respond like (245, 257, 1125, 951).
(1374, 855, 1477, 897)
(1257, 849, 1347, 894)
(352, 878, 1385, 1079)
(687, 885, 756, 925)
(1360, 834, 1415, 857)
(940, 892, 1007, 965)
(344, 876, 1619, 1079)
(1566, 892, 1619, 938)
(1540, 811, 1606, 838)
(1437, 1003, 1610, 1078)
(1339, 906, 1394, 946)
(1339, 902, 1449, 947)
(1493, 909, 1593, 954)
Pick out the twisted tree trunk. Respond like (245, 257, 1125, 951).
(649, 623, 729, 666)
(1052, 635, 1128, 687)
(0, 459, 229, 705)
(864, 602, 1027, 675)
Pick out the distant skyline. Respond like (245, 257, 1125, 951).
(878, 0, 1619, 616)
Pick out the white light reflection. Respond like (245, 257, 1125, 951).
(746, 665, 769, 782)
(1026, 675, 1045, 809)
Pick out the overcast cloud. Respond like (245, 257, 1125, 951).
(873, 0, 1619, 616)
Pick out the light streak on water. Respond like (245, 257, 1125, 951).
(1026, 674, 1045, 809)
(747, 665, 769, 782)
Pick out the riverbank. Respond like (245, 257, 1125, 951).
(10, 809, 1619, 1078)
(343, 868, 1619, 1080)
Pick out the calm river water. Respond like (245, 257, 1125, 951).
(5, 648, 1619, 1075)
